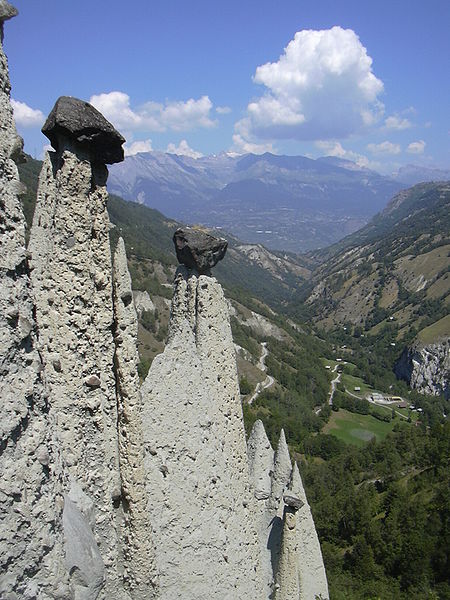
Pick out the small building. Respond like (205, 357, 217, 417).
(354, 386, 361, 392)
(325, 365, 331, 370)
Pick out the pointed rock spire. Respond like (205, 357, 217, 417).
(0, 11, 66, 596)
(288, 462, 330, 600)
(28, 98, 128, 597)
(113, 238, 158, 598)
(271, 429, 292, 507)
(247, 419, 274, 500)
(140, 268, 265, 598)
(289, 461, 307, 503)
(274, 504, 301, 600)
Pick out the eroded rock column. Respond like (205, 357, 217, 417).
(289, 463, 329, 600)
(28, 97, 131, 599)
(141, 228, 265, 599)
(0, 5, 68, 597)
(113, 237, 158, 598)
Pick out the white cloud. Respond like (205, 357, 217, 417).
(89, 92, 216, 133)
(11, 99, 45, 127)
(90, 91, 142, 130)
(235, 26, 384, 144)
(384, 115, 412, 130)
(231, 133, 274, 155)
(216, 106, 232, 114)
(407, 140, 426, 154)
(40, 144, 54, 159)
(166, 139, 203, 159)
(367, 141, 401, 155)
(315, 140, 371, 168)
(124, 139, 153, 156)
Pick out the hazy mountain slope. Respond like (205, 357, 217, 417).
(303, 182, 450, 343)
(393, 164, 450, 185)
(108, 151, 404, 252)
(18, 156, 310, 310)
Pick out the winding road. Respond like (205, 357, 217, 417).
(248, 342, 275, 405)
(328, 364, 341, 406)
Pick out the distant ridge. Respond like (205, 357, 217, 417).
(108, 150, 404, 252)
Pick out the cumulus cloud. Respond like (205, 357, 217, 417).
(89, 92, 216, 133)
(407, 140, 426, 154)
(124, 139, 153, 156)
(384, 115, 412, 130)
(235, 26, 384, 145)
(367, 141, 401, 155)
(166, 139, 203, 159)
(315, 140, 371, 168)
(231, 133, 274, 155)
(11, 99, 45, 127)
(216, 106, 232, 114)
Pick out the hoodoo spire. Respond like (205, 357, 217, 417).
(271, 429, 293, 507)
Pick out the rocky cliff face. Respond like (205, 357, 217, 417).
(395, 340, 450, 399)
(141, 268, 266, 598)
(1, 7, 328, 598)
(0, 5, 67, 597)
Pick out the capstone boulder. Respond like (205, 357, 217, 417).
(42, 96, 125, 164)
(173, 227, 227, 273)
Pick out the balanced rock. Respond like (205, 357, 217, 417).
(42, 96, 125, 164)
(283, 494, 304, 511)
(0, 0, 17, 22)
(173, 227, 228, 273)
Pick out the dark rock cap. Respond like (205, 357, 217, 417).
(42, 96, 125, 164)
(173, 227, 228, 274)
(0, 1, 18, 22)
(283, 494, 304, 511)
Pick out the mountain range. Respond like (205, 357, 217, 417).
(108, 151, 406, 252)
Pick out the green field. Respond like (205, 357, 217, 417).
(340, 372, 374, 397)
(323, 409, 401, 447)
(417, 313, 450, 344)
(320, 357, 339, 369)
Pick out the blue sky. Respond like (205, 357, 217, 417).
(6, 0, 450, 173)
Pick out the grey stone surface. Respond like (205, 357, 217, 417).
(63, 496, 105, 600)
(42, 96, 125, 164)
(274, 505, 301, 600)
(133, 289, 155, 316)
(173, 227, 228, 273)
(0, 14, 67, 598)
(141, 267, 265, 598)
(288, 462, 329, 599)
(113, 238, 159, 598)
(271, 429, 292, 508)
(247, 420, 277, 595)
(28, 117, 128, 597)
(246, 421, 329, 599)
(395, 340, 450, 399)
(248, 419, 274, 501)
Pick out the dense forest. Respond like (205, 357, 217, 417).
(303, 423, 449, 599)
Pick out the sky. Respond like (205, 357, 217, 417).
(5, 0, 450, 174)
